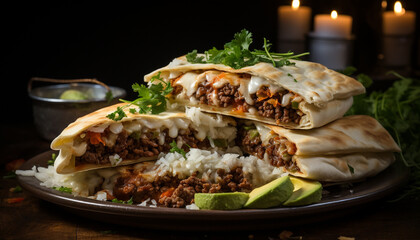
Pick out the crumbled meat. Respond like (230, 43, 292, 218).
(76, 128, 210, 166)
(174, 74, 302, 124)
(113, 167, 252, 208)
(237, 126, 299, 172)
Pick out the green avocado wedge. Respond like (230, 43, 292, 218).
(244, 176, 294, 209)
(194, 192, 249, 210)
(282, 177, 323, 206)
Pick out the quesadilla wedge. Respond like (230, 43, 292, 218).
(144, 56, 365, 129)
(51, 103, 237, 174)
(237, 115, 401, 181)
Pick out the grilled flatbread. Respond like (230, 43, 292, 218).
(51, 103, 237, 174)
(144, 56, 365, 129)
(237, 115, 400, 181)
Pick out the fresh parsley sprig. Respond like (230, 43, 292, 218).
(169, 140, 189, 159)
(53, 186, 72, 194)
(111, 197, 133, 205)
(186, 29, 309, 69)
(107, 72, 172, 121)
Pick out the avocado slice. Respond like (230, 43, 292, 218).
(194, 192, 249, 210)
(244, 176, 294, 209)
(282, 177, 322, 206)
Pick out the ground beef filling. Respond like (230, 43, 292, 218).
(174, 79, 302, 124)
(237, 127, 299, 172)
(75, 128, 210, 166)
(113, 167, 252, 208)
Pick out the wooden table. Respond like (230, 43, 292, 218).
(1, 123, 419, 240)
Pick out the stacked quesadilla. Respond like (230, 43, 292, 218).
(49, 58, 400, 208)
(49, 31, 400, 208)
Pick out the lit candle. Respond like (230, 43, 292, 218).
(277, 0, 312, 41)
(314, 10, 353, 38)
(383, 1, 416, 35)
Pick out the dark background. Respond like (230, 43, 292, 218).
(1, 0, 419, 124)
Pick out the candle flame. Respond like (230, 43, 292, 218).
(292, 0, 300, 10)
(331, 10, 338, 19)
(394, 1, 406, 15)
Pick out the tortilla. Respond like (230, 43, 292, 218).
(51, 103, 237, 174)
(239, 115, 400, 182)
(144, 56, 365, 129)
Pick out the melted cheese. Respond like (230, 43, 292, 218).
(248, 75, 283, 95)
(212, 72, 243, 88)
(255, 123, 275, 145)
(175, 72, 199, 97)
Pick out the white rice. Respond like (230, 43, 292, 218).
(16, 165, 119, 198)
(151, 148, 286, 188)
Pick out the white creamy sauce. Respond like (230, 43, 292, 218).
(123, 121, 142, 134)
(175, 72, 200, 97)
(255, 123, 275, 145)
(211, 72, 242, 88)
(109, 123, 123, 134)
(88, 124, 108, 133)
(248, 75, 283, 95)
(238, 79, 253, 105)
(169, 71, 182, 79)
(73, 141, 87, 156)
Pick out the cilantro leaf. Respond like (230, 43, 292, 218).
(187, 29, 309, 69)
(169, 140, 187, 158)
(107, 106, 127, 121)
(53, 186, 72, 194)
(106, 72, 172, 121)
(47, 153, 57, 166)
(111, 197, 133, 205)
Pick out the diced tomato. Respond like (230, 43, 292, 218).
(5, 197, 24, 204)
(231, 103, 246, 115)
(214, 72, 227, 83)
(256, 88, 274, 102)
(87, 132, 105, 146)
(5, 158, 25, 171)
(266, 99, 279, 107)
(160, 188, 175, 198)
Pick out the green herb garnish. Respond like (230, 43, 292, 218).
(169, 140, 187, 158)
(47, 153, 57, 166)
(107, 72, 172, 121)
(288, 73, 298, 82)
(111, 197, 133, 205)
(291, 101, 299, 109)
(53, 186, 72, 194)
(186, 29, 309, 69)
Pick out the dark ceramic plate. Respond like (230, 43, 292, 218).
(18, 150, 409, 231)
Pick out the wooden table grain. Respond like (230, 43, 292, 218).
(1, 123, 419, 240)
